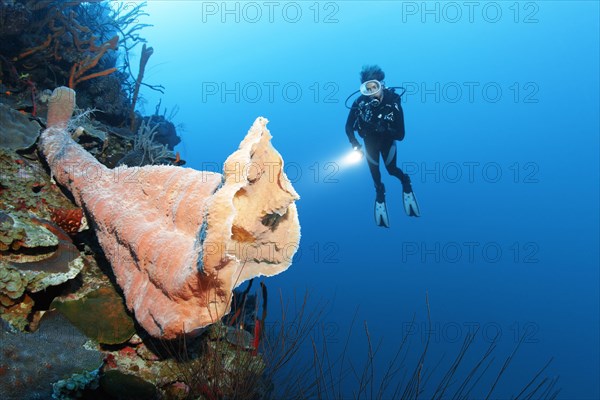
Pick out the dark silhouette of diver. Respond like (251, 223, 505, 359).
(345, 65, 420, 227)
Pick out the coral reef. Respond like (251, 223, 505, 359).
(0, 103, 41, 151)
(0, 211, 58, 256)
(0, 211, 85, 307)
(0, 2, 31, 37)
(5, 1, 119, 88)
(145, 114, 181, 150)
(0, 311, 103, 400)
(129, 42, 154, 130)
(0, 1, 150, 126)
(0, 262, 27, 301)
(51, 286, 136, 345)
(100, 370, 157, 399)
(52, 369, 100, 400)
(117, 116, 174, 167)
(38, 87, 301, 339)
(49, 206, 86, 235)
(0, 3, 301, 397)
(0, 145, 88, 329)
(0, 148, 76, 219)
(98, 313, 272, 399)
(0, 213, 84, 284)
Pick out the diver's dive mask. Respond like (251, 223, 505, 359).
(360, 79, 382, 107)
(360, 80, 382, 96)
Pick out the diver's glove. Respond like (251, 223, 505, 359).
(352, 143, 364, 160)
(352, 143, 363, 158)
(350, 138, 361, 151)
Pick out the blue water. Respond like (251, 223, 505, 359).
(125, 1, 599, 398)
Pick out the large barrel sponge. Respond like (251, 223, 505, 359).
(38, 87, 300, 339)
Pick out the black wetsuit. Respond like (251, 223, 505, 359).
(345, 88, 411, 200)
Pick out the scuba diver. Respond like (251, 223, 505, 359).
(345, 65, 420, 228)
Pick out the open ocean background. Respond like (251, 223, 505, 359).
(123, 1, 599, 398)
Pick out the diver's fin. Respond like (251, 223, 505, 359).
(403, 191, 420, 217)
(374, 201, 390, 228)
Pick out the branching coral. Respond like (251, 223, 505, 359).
(5, 2, 122, 89)
(106, 1, 165, 101)
(131, 117, 172, 165)
(129, 42, 153, 129)
(113, 116, 174, 167)
(1, 1, 161, 127)
(0, 1, 165, 140)
(67, 35, 119, 89)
